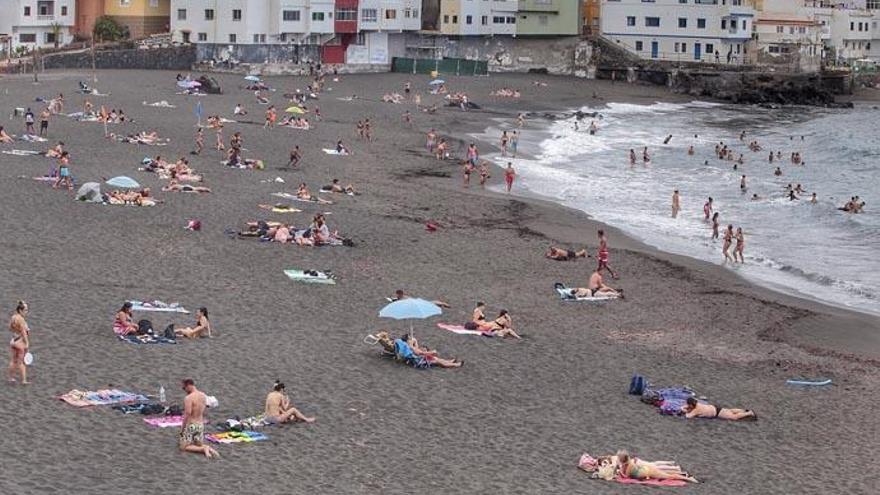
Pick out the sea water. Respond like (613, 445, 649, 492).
(479, 101, 880, 316)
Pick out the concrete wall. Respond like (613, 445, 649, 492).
(195, 42, 321, 65)
(41, 45, 195, 70)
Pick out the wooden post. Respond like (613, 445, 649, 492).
(32, 47, 39, 83)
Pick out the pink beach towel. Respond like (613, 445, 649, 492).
(436, 323, 492, 337)
(144, 415, 183, 428)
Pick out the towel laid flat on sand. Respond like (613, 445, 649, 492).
(144, 415, 184, 428)
(322, 148, 349, 155)
(206, 431, 268, 444)
(118, 334, 177, 345)
(555, 283, 618, 302)
(613, 477, 687, 487)
(59, 389, 149, 407)
(3, 150, 43, 156)
(284, 269, 336, 285)
(786, 379, 832, 386)
(17, 134, 48, 142)
(271, 192, 334, 205)
(436, 323, 492, 337)
(128, 300, 190, 314)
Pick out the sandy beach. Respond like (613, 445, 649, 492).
(0, 69, 877, 494)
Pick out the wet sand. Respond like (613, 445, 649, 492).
(0, 70, 877, 494)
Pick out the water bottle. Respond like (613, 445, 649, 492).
(159, 385, 166, 403)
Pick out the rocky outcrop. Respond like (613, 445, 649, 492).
(669, 70, 852, 107)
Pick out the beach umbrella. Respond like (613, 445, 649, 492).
(379, 298, 442, 335)
(76, 182, 102, 202)
(105, 176, 140, 189)
(244, 75, 261, 82)
(429, 79, 445, 85)
(285, 106, 305, 114)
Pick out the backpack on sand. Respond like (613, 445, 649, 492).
(629, 374, 647, 395)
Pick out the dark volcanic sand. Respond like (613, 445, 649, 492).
(0, 70, 877, 494)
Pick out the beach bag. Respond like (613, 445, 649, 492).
(629, 374, 647, 395)
(163, 324, 176, 340)
(137, 319, 154, 335)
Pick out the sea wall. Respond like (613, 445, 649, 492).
(40, 46, 196, 71)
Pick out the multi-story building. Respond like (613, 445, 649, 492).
(600, 0, 755, 64)
(805, 1, 874, 63)
(438, 0, 518, 36)
(74, 0, 169, 40)
(516, 0, 582, 36)
(0, 0, 76, 50)
(752, 0, 823, 72)
(583, 0, 601, 36)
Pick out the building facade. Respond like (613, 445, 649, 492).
(438, 0, 518, 36)
(601, 0, 755, 64)
(804, 1, 874, 63)
(752, 0, 823, 72)
(583, 0, 601, 36)
(102, 0, 170, 39)
(0, 0, 76, 51)
(516, 0, 582, 36)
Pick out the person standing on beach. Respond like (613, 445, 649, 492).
(722, 225, 734, 262)
(517, 113, 525, 128)
(194, 127, 204, 155)
(734, 227, 745, 263)
(288, 145, 302, 169)
(642, 147, 650, 164)
(500, 131, 509, 156)
(53, 152, 73, 190)
(402, 110, 412, 127)
(8, 301, 30, 385)
(505, 163, 516, 193)
(467, 143, 479, 167)
(463, 161, 474, 187)
(24, 108, 35, 135)
(426, 129, 436, 152)
(672, 190, 681, 218)
(597, 230, 619, 279)
(711, 212, 720, 240)
(179, 379, 219, 459)
(510, 131, 519, 158)
(215, 125, 225, 152)
(39, 108, 50, 137)
(703, 197, 713, 222)
(479, 161, 490, 188)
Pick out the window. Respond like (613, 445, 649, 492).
(452, 15, 458, 24)
(626, 16, 636, 26)
(405, 8, 413, 18)
(19, 33, 36, 43)
(283, 10, 300, 22)
(482, 16, 488, 25)
(706, 43, 714, 54)
(45, 33, 56, 44)
(681, 42, 686, 52)
(386, 9, 397, 19)
(851, 22, 854, 31)
(466, 15, 472, 25)
(177, 9, 186, 21)
(674, 42, 679, 52)
(312, 12, 325, 21)
(232, 9, 241, 21)
(506, 17, 516, 24)
(150, 0, 159, 7)
(23, 6, 30, 16)
(361, 8, 377, 22)
(443, 14, 449, 24)
(253, 34, 260, 43)
(354, 32, 366, 45)
(776, 25, 783, 33)
(697, 18, 706, 28)
(645, 17, 660, 27)
(120, 0, 131, 6)
(493, 16, 504, 24)
(635, 41, 643, 51)
(336, 9, 357, 21)
(198, 33, 207, 41)
(61, 6, 68, 15)
(678, 18, 687, 28)
(228, 34, 237, 43)
(721, 19, 726, 29)
(204, 9, 214, 21)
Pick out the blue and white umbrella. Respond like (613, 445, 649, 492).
(105, 176, 140, 189)
(379, 298, 442, 335)
(244, 75, 261, 82)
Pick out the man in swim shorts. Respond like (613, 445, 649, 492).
(179, 379, 220, 458)
(546, 246, 587, 261)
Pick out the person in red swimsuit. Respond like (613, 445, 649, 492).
(597, 229, 619, 279)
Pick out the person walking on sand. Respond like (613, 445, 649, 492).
(597, 230, 619, 279)
(426, 128, 436, 152)
(53, 151, 73, 191)
(288, 145, 302, 169)
(479, 161, 490, 188)
(500, 130, 509, 157)
(711, 212, 720, 240)
(722, 224, 734, 262)
(734, 227, 745, 263)
(703, 197, 713, 222)
(467, 143, 479, 167)
(8, 301, 30, 385)
(215, 126, 225, 152)
(505, 162, 516, 193)
(517, 113, 525, 128)
(194, 127, 204, 155)
(463, 161, 474, 188)
(179, 379, 220, 459)
(264, 106, 277, 129)
(265, 380, 316, 424)
(672, 190, 681, 218)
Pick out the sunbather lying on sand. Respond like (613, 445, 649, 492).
(175, 307, 212, 339)
(297, 183, 332, 203)
(375, 332, 463, 368)
(490, 88, 521, 98)
(106, 188, 158, 206)
(546, 246, 588, 261)
(257, 204, 300, 213)
(279, 116, 310, 129)
(163, 180, 211, 193)
(320, 179, 358, 195)
(265, 380, 315, 424)
(580, 450, 698, 483)
(0, 126, 14, 143)
(390, 289, 450, 309)
(470, 303, 521, 338)
(113, 302, 139, 336)
(112, 131, 166, 145)
(682, 397, 756, 421)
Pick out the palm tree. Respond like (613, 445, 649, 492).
(50, 22, 62, 49)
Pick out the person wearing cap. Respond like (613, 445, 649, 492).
(179, 379, 220, 458)
(264, 381, 315, 424)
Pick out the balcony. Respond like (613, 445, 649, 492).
(37, 15, 55, 21)
(518, 1, 559, 13)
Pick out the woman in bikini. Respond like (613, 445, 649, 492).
(711, 212, 720, 240)
(722, 224, 734, 262)
(113, 302, 139, 336)
(617, 451, 698, 483)
(175, 307, 212, 339)
(734, 227, 745, 263)
(8, 301, 30, 384)
(683, 397, 755, 421)
(483, 310, 522, 339)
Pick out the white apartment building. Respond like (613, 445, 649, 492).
(358, 1, 421, 33)
(439, 0, 518, 36)
(601, 0, 755, 64)
(753, 0, 823, 71)
(804, 1, 875, 63)
(0, 0, 75, 52)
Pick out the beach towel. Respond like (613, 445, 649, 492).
(128, 300, 190, 314)
(271, 192, 333, 205)
(436, 323, 493, 337)
(284, 269, 336, 285)
(118, 334, 177, 345)
(614, 477, 687, 487)
(322, 148, 349, 155)
(206, 431, 268, 444)
(144, 415, 184, 428)
(2, 149, 43, 156)
(786, 379, 832, 386)
(640, 386, 696, 416)
(143, 101, 176, 108)
(59, 389, 149, 408)
(17, 134, 48, 142)
(555, 283, 618, 302)
(222, 415, 268, 431)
